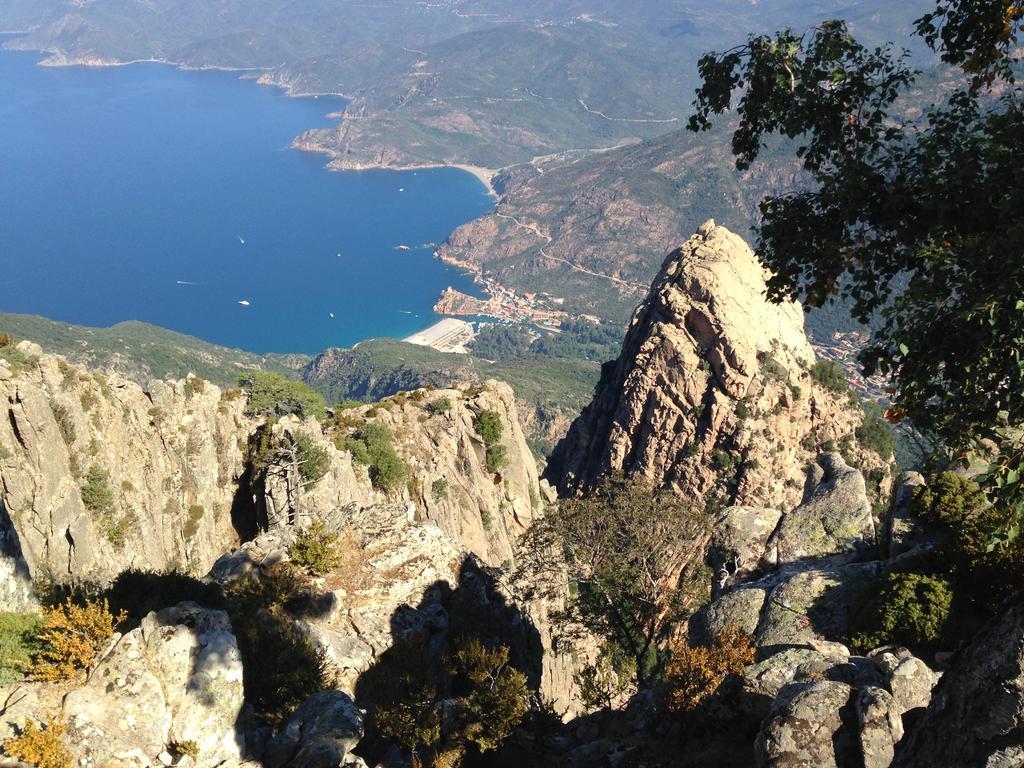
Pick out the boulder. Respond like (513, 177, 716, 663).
(871, 648, 939, 716)
(762, 454, 875, 568)
(264, 691, 363, 768)
(857, 685, 904, 768)
(690, 585, 767, 646)
(755, 680, 858, 768)
(757, 563, 879, 648)
(711, 506, 783, 588)
(63, 602, 245, 768)
(884, 473, 928, 559)
(894, 595, 1024, 768)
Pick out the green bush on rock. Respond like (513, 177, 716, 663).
(343, 422, 408, 491)
(289, 519, 344, 575)
(851, 571, 954, 654)
(238, 371, 327, 420)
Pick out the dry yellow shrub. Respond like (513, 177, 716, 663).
(30, 599, 124, 681)
(665, 625, 755, 713)
(0, 719, 71, 768)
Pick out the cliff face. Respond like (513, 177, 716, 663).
(263, 382, 544, 566)
(0, 345, 543, 606)
(546, 221, 889, 511)
(0, 343, 252, 602)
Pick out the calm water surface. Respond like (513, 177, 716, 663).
(0, 48, 492, 353)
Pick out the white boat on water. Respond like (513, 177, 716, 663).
(238, 300, 251, 306)
(238, 236, 246, 245)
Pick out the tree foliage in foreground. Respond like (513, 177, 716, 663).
(689, 0, 1024, 542)
(520, 478, 710, 686)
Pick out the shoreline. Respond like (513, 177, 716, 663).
(326, 158, 500, 199)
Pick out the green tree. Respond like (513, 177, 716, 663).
(343, 422, 408, 491)
(473, 410, 503, 446)
(293, 432, 330, 486)
(520, 478, 710, 685)
(238, 371, 327, 420)
(689, 0, 1024, 541)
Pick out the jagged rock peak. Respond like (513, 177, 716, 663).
(546, 220, 879, 510)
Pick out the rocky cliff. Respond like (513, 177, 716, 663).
(546, 220, 890, 512)
(0, 343, 252, 602)
(0, 345, 542, 605)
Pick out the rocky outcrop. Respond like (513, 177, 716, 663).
(0, 343, 252, 594)
(63, 602, 246, 768)
(546, 221, 889, 511)
(264, 691, 364, 768)
(893, 594, 1024, 768)
(249, 381, 542, 566)
(210, 499, 579, 717)
(688, 446, 943, 768)
(0, 345, 542, 606)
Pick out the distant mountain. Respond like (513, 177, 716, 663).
(2, 1, 931, 168)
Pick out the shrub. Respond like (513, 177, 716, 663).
(80, 465, 130, 546)
(432, 478, 449, 500)
(446, 638, 528, 753)
(105, 569, 225, 626)
(183, 504, 205, 540)
(371, 451, 409, 491)
(344, 423, 408, 491)
(0, 719, 71, 768)
(473, 410, 503, 446)
(31, 599, 124, 681)
(857, 402, 896, 459)
(850, 572, 954, 653)
(810, 360, 849, 393)
(428, 397, 453, 415)
(289, 520, 344, 575)
(226, 566, 334, 725)
(237, 372, 327, 420)
(294, 432, 330, 486)
(81, 465, 115, 517)
(485, 444, 508, 474)
(0, 341, 33, 374)
(362, 637, 442, 756)
(183, 376, 206, 399)
(169, 740, 200, 761)
(758, 353, 790, 384)
(49, 401, 75, 446)
(0, 332, 15, 348)
(665, 625, 755, 713)
(0, 612, 43, 684)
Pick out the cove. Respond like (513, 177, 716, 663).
(0, 47, 493, 354)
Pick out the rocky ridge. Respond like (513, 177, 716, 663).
(0, 341, 580, 766)
(546, 220, 891, 512)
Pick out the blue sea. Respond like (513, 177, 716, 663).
(0, 47, 493, 354)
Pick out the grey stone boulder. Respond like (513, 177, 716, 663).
(689, 585, 767, 646)
(757, 563, 879, 648)
(711, 506, 784, 589)
(884, 472, 928, 558)
(857, 685, 904, 768)
(264, 690, 364, 768)
(871, 648, 939, 716)
(741, 646, 850, 720)
(893, 595, 1024, 768)
(63, 602, 245, 768)
(763, 454, 875, 569)
(755, 679, 858, 768)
